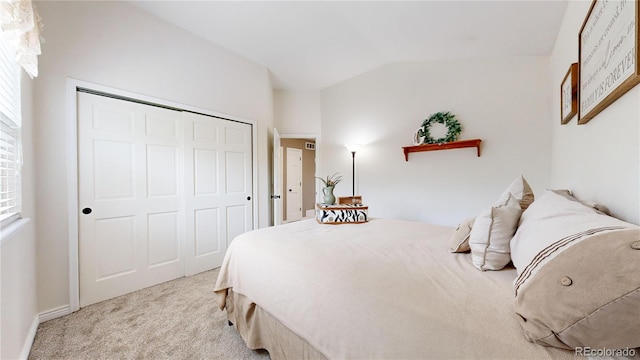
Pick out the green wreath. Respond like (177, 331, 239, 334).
(417, 111, 462, 144)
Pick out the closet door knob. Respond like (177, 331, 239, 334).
(82, 208, 92, 215)
(247, 196, 251, 201)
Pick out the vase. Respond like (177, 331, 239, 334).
(414, 126, 425, 145)
(322, 186, 336, 205)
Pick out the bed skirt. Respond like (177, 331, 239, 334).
(222, 289, 328, 360)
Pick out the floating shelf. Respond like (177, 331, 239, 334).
(402, 139, 482, 161)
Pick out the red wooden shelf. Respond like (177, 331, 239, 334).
(402, 139, 482, 161)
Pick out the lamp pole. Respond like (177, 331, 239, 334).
(351, 150, 356, 197)
(346, 144, 360, 198)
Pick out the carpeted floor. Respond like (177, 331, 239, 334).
(28, 269, 270, 359)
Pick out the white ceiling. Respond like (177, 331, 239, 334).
(130, 1, 568, 91)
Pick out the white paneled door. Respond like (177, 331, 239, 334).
(78, 92, 252, 307)
(272, 128, 282, 226)
(286, 148, 303, 222)
(183, 112, 253, 276)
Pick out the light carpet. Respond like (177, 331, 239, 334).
(29, 268, 270, 359)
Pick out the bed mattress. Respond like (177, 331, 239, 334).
(214, 218, 574, 359)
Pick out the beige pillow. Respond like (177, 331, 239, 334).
(469, 193, 522, 271)
(510, 190, 640, 350)
(449, 217, 474, 253)
(500, 175, 534, 210)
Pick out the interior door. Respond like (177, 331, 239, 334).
(286, 148, 303, 222)
(272, 128, 282, 226)
(183, 112, 253, 276)
(78, 92, 184, 307)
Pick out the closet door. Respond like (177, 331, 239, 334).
(183, 112, 253, 276)
(78, 93, 184, 307)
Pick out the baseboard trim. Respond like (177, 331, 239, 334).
(39, 305, 71, 323)
(19, 315, 39, 360)
(18, 306, 71, 359)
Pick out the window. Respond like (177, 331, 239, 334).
(0, 37, 22, 226)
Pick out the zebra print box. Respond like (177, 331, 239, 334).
(316, 203, 368, 224)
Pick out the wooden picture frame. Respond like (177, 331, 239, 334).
(560, 63, 578, 124)
(578, 0, 640, 124)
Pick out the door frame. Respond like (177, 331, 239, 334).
(277, 133, 320, 224)
(66, 78, 259, 312)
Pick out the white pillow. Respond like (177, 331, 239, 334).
(469, 193, 522, 271)
(510, 189, 632, 274)
(551, 189, 611, 215)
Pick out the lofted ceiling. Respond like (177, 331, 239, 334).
(130, 1, 568, 91)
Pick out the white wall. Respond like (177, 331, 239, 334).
(549, 1, 639, 224)
(320, 58, 552, 226)
(34, 1, 273, 315)
(1, 223, 37, 360)
(274, 90, 322, 134)
(1, 73, 38, 360)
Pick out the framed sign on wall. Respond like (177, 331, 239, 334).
(560, 63, 578, 124)
(578, 0, 640, 124)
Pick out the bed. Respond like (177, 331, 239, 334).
(214, 183, 640, 359)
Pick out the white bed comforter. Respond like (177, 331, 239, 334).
(214, 218, 573, 359)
